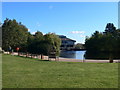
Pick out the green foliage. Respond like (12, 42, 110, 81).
(85, 31, 103, 52)
(85, 23, 120, 60)
(2, 18, 61, 56)
(44, 33, 61, 56)
(27, 32, 61, 56)
(34, 31, 44, 41)
(27, 31, 44, 54)
(74, 43, 85, 49)
(2, 18, 28, 51)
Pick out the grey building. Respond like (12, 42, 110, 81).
(59, 35, 76, 50)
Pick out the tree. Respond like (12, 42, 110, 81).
(34, 31, 44, 41)
(27, 31, 43, 54)
(32, 31, 44, 55)
(44, 33, 61, 56)
(104, 23, 116, 33)
(85, 31, 103, 52)
(27, 32, 61, 59)
(2, 18, 29, 51)
(85, 23, 120, 63)
(74, 43, 85, 50)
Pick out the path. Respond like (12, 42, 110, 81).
(4, 52, 120, 63)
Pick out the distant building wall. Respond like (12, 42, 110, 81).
(59, 35, 76, 50)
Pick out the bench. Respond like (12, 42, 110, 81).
(48, 53, 59, 61)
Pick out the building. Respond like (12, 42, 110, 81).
(59, 35, 76, 50)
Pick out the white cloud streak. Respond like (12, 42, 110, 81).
(70, 31, 85, 34)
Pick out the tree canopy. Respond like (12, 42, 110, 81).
(85, 23, 120, 62)
(2, 18, 28, 51)
(44, 33, 61, 56)
(2, 18, 61, 57)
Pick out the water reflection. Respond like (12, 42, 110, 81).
(60, 50, 120, 60)
(60, 50, 86, 60)
(84, 51, 120, 59)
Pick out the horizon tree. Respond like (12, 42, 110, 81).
(85, 23, 120, 63)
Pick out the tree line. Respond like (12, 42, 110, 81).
(2, 18, 61, 57)
(85, 23, 120, 62)
(1, 18, 120, 62)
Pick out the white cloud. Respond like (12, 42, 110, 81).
(42, 32, 45, 35)
(28, 29, 30, 32)
(80, 35, 85, 38)
(69, 30, 86, 38)
(31, 31, 36, 35)
(70, 31, 85, 34)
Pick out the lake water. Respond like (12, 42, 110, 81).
(60, 50, 86, 60)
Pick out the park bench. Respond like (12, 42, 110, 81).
(48, 52, 59, 61)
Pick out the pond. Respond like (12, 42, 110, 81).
(60, 50, 120, 60)
(60, 50, 86, 60)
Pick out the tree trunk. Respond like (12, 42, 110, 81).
(41, 54, 44, 60)
(18, 51, 19, 56)
(109, 53, 113, 63)
(26, 52, 28, 57)
(109, 59, 113, 63)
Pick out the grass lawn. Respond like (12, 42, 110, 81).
(2, 54, 118, 88)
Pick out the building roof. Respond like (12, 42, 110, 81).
(59, 35, 76, 42)
(58, 35, 66, 38)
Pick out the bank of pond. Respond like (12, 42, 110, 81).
(60, 50, 120, 60)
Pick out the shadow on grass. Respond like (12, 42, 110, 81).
(7, 54, 51, 62)
(36, 59, 50, 62)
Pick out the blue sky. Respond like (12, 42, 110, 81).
(2, 2, 118, 43)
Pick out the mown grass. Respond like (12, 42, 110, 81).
(2, 54, 118, 88)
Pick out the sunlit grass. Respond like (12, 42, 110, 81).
(2, 54, 118, 88)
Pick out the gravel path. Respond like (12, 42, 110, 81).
(56, 57, 119, 63)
